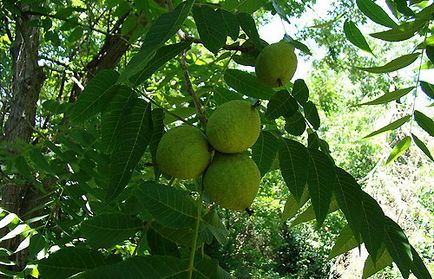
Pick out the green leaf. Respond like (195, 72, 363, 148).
(410, 246, 432, 279)
(28, 234, 47, 259)
(303, 101, 320, 130)
(426, 45, 434, 64)
(360, 192, 385, 262)
(130, 42, 191, 85)
(386, 136, 411, 165)
(307, 149, 336, 226)
(151, 222, 196, 247)
(420, 81, 434, 100)
(343, 20, 373, 54)
(193, 6, 227, 53)
(279, 139, 309, 201)
(414, 110, 434, 137)
(284, 35, 312, 55)
(219, 9, 239, 40)
(395, 0, 414, 16)
(370, 20, 427, 42)
(362, 247, 393, 279)
(70, 70, 119, 122)
(358, 53, 420, 73)
(28, 149, 53, 175)
(237, 13, 261, 48)
(38, 247, 107, 279)
(265, 90, 298, 120)
(14, 156, 36, 183)
(224, 69, 274, 99)
(214, 87, 243, 105)
(384, 217, 412, 278)
(120, 0, 195, 81)
(329, 224, 359, 259)
(281, 188, 309, 221)
(147, 228, 180, 257)
(149, 108, 165, 177)
(81, 213, 143, 248)
(364, 115, 411, 138)
(134, 182, 198, 228)
(69, 256, 188, 279)
(284, 111, 306, 136)
(101, 86, 136, 153)
(291, 196, 340, 227)
(411, 133, 434, 161)
(106, 99, 153, 201)
(334, 168, 362, 243)
(291, 79, 309, 104)
(201, 209, 228, 245)
(356, 0, 398, 28)
(359, 87, 414, 105)
(252, 131, 280, 176)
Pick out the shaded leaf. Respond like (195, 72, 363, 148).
(284, 111, 306, 136)
(279, 139, 309, 201)
(362, 247, 393, 279)
(130, 42, 191, 85)
(420, 81, 434, 100)
(147, 228, 180, 257)
(414, 110, 434, 137)
(356, 0, 398, 28)
(281, 188, 309, 221)
(410, 246, 432, 279)
(291, 79, 309, 104)
(303, 101, 320, 130)
(134, 182, 198, 228)
(28, 234, 46, 259)
(252, 131, 280, 176)
(237, 13, 261, 48)
(81, 213, 143, 248)
(193, 6, 227, 53)
(370, 20, 427, 42)
(307, 149, 336, 226)
(120, 0, 195, 81)
(70, 256, 188, 279)
(411, 133, 434, 161)
(329, 224, 359, 259)
(201, 209, 228, 245)
(334, 168, 362, 243)
(384, 217, 412, 278)
(106, 99, 153, 201)
(364, 115, 411, 138)
(359, 87, 414, 105)
(224, 69, 274, 99)
(360, 192, 385, 262)
(28, 149, 53, 175)
(214, 87, 243, 105)
(386, 136, 411, 165)
(344, 20, 373, 54)
(265, 90, 298, 120)
(70, 70, 119, 122)
(291, 196, 340, 227)
(219, 9, 239, 40)
(101, 86, 136, 153)
(38, 247, 107, 279)
(358, 53, 420, 73)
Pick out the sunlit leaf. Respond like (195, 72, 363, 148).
(362, 247, 393, 279)
(358, 53, 420, 73)
(385, 136, 411, 165)
(329, 224, 359, 259)
(364, 115, 411, 138)
(343, 20, 373, 54)
(414, 110, 434, 137)
(358, 87, 414, 105)
(356, 0, 398, 28)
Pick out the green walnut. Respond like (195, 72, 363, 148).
(203, 153, 261, 211)
(206, 100, 260, 153)
(255, 41, 298, 87)
(156, 126, 211, 179)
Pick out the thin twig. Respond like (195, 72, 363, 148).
(179, 49, 208, 127)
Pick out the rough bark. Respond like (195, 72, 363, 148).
(0, 6, 45, 271)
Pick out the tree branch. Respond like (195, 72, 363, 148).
(179, 49, 207, 127)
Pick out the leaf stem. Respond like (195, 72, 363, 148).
(187, 191, 202, 278)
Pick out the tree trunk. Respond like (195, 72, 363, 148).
(0, 6, 45, 270)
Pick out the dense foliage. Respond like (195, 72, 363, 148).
(0, 0, 433, 278)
